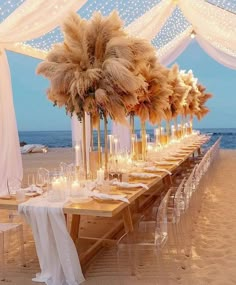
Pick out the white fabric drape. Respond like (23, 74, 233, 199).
(0, 49, 23, 196)
(19, 197, 85, 285)
(158, 26, 192, 66)
(178, 0, 236, 55)
(0, 0, 87, 195)
(0, 0, 88, 43)
(196, 35, 236, 70)
(112, 121, 131, 152)
(71, 114, 91, 172)
(126, 0, 175, 41)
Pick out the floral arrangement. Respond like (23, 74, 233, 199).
(37, 11, 212, 134)
(37, 11, 162, 127)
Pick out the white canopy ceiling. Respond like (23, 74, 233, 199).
(1, 0, 236, 68)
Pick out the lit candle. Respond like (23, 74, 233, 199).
(52, 179, 61, 191)
(155, 128, 159, 145)
(131, 134, 136, 157)
(114, 138, 118, 155)
(97, 168, 104, 185)
(60, 176, 67, 190)
(75, 144, 80, 167)
(71, 180, 80, 191)
(108, 135, 113, 155)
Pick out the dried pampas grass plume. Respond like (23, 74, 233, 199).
(131, 62, 172, 124)
(37, 11, 158, 126)
(195, 84, 213, 120)
(165, 64, 191, 120)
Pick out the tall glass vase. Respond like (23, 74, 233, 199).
(141, 121, 147, 161)
(82, 112, 88, 179)
(103, 114, 108, 173)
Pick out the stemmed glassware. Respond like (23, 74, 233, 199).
(36, 168, 49, 192)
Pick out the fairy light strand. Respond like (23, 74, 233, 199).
(0, 0, 235, 58)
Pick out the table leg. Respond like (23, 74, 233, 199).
(198, 147, 201, 155)
(163, 175, 172, 188)
(70, 214, 81, 243)
(122, 206, 134, 233)
(134, 199, 140, 212)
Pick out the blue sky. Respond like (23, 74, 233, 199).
(8, 40, 236, 131)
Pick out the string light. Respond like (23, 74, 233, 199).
(0, 0, 235, 59)
(152, 6, 190, 49)
(190, 30, 196, 39)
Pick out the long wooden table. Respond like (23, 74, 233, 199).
(0, 135, 208, 266)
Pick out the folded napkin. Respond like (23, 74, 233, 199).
(155, 161, 179, 166)
(90, 192, 129, 203)
(18, 197, 85, 285)
(129, 172, 160, 179)
(112, 181, 149, 190)
(23, 185, 43, 194)
(10, 185, 43, 196)
(143, 166, 172, 175)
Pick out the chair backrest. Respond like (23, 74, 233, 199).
(183, 166, 196, 209)
(174, 177, 187, 220)
(155, 189, 172, 245)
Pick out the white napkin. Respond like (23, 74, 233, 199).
(18, 196, 85, 285)
(143, 166, 172, 175)
(129, 172, 160, 179)
(23, 185, 43, 194)
(144, 166, 172, 175)
(90, 192, 129, 203)
(10, 185, 43, 195)
(112, 181, 149, 190)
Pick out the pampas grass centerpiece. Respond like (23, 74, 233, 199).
(36, 11, 167, 171)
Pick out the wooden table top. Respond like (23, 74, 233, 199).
(0, 136, 207, 218)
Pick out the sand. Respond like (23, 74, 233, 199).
(1, 149, 236, 285)
(21, 148, 74, 186)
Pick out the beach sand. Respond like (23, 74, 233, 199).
(1, 149, 236, 285)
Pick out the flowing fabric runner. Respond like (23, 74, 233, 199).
(18, 197, 85, 285)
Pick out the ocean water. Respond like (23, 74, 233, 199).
(18, 128, 236, 149)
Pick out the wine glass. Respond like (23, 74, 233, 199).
(36, 168, 49, 191)
(27, 173, 35, 189)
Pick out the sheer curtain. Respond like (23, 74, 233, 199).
(0, 0, 87, 195)
(178, 0, 236, 56)
(158, 26, 192, 66)
(0, 49, 23, 195)
(196, 35, 236, 70)
(126, 0, 175, 40)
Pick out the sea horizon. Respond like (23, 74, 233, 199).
(18, 128, 236, 149)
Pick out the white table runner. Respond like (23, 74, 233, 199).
(18, 196, 85, 285)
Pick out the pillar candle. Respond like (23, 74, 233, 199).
(75, 144, 81, 167)
(108, 135, 113, 155)
(114, 138, 118, 155)
(97, 168, 104, 185)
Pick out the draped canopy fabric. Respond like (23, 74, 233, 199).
(0, 0, 236, 195)
(0, 0, 87, 195)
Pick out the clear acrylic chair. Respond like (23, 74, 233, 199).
(116, 189, 172, 281)
(0, 223, 25, 280)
